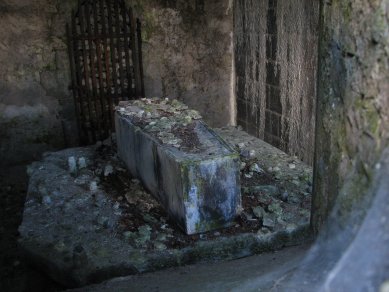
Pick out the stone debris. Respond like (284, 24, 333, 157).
(42, 195, 52, 206)
(257, 227, 271, 236)
(68, 156, 77, 174)
(104, 164, 114, 177)
(134, 225, 152, 248)
(154, 242, 167, 250)
(215, 127, 313, 205)
(281, 191, 289, 202)
(262, 215, 276, 229)
(268, 202, 283, 216)
(246, 185, 280, 197)
(116, 97, 203, 151)
(244, 173, 253, 179)
(112, 201, 120, 209)
(240, 161, 247, 170)
(78, 157, 87, 169)
(252, 206, 265, 220)
(249, 163, 264, 174)
(240, 148, 256, 159)
(89, 181, 98, 192)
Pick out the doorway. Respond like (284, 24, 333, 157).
(67, 0, 144, 144)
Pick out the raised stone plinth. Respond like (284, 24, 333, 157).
(115, 98, 241, 234)
(18, 131, 312, 288)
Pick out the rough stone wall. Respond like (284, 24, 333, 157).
(234, 0, 319, 165)
(312, 0, 389, 234)
(1, 0, 234, 166)
(0, 0, 78, 166)
(125, 0, 235, 127)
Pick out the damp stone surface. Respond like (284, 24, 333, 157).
(115, 98, 241, 234)
(18, 131, 312, 288)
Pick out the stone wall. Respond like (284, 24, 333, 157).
(0, 0, 77, 166)
(234, 0, 319, 165)
(312, 0, 389, 234)
(126, 0, 235, 127)
(0, 0, 234, 166)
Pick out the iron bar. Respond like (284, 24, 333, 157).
(78, 0, 97, 142)
(114, 0, 126, 100)
(93, 0, 108, 139)
(85, 1, 101, 140)
(106, 0, 119, 106)
(66, 23, 83, 143)
(129, 8, 142, 99)
(120, 0, 133, 97)
(72, 9, 90, 143)
(100, 0, 114, 132)
(136, 18, 145, 98)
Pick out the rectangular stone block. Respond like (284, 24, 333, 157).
(115, 99, 241, 234)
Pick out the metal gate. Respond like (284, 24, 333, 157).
(67, 0, 144, 144)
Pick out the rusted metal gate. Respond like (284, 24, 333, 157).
(67, 0, 144, 144)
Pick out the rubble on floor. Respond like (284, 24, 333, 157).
(18, 128, 312, 288)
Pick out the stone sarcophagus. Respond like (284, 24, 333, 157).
(115, 98, 241, 234)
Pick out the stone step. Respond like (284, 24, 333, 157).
(115, 99, 241, 234)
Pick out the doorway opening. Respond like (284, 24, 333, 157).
(67, 0, 144, 144)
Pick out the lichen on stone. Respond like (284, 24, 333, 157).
(116, 97, 203, 151)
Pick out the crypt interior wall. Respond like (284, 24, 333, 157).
(312, 0, 389, 234)
(2, 0, 388, 240)
(126, 0, 235, 127)
(0, 0, 235, 167)
(0, 0, 78, 167)
(234, 0, 320, 165)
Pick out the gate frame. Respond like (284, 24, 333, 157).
(67, 0, 144, 144)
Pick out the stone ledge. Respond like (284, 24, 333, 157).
(18, 142, 311, 288)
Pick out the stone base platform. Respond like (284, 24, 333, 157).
(18, 128, 312, 288)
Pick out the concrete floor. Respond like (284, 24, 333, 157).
(72, 244, 310, 292)
(0, 165, 64, 292)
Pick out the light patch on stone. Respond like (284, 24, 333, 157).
(68, 156, 77, 174)
(1, 104, 50, 119)
(78, 157, 87, 169)
(184, 185, 201, 234)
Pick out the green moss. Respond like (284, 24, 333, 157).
(128, 250, 149, 267)
(372, 7, 387, 42)
(195, 220, 223, 233)
(131, 0, 157, 42)
(26, 132, 57, 145)
(341, 2, 352, 23)
(2, 117, 20, 127)
(42, 62, 57, 71)
(180, 163, 190, 201)
(141, 11, 157, 41)
(354, 98, 380, 136)
(336, 169, 371, 229)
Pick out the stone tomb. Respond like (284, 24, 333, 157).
(115, 98, 241, 234)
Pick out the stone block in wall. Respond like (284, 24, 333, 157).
(115, 98, 241, 234)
